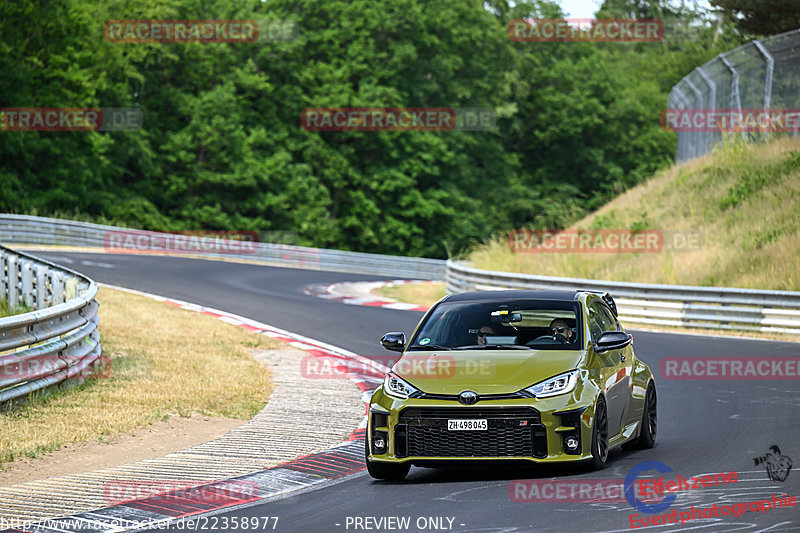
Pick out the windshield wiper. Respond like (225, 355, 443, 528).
(484, 344, 534, 350)
(408, 344, 452, 351)
(453, 344, 534, 350)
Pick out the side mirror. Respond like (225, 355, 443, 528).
(595, 331, 631, 353)
(380, 332, 406, 352)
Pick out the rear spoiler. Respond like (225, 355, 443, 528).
(581, 291, 619, 317)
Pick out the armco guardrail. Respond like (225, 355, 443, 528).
(0, 214, 446, 280)
(0, 245, 101, 403)
(5, 214, 799, 335)
(446, 260, 800, 335)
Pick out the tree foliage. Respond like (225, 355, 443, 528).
(0, 0, 743, 257)
(710, 0, 800, 37)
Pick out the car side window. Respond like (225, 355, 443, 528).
(598, 304, 619, 332)
(588, 302, 617, 344)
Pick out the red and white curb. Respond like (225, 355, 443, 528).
(303, 280, 433, 312)
(0, 284, 390, 533)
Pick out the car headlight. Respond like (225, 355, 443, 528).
(383, 372, 419, 400)
(525, 370, 579, 398)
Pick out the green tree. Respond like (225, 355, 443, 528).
(710, 0, 800, 37)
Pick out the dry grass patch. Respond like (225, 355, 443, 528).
(0, 286, 279, 467)
(373, 282, 447, 308)
(469, 137, 800, 291)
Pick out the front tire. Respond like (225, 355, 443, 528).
(365, 436, 410, 481)
(590, 396, 609, 470)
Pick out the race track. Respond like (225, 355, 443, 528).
(36, 252, 800, 533)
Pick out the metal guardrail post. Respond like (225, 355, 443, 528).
(5, 254, 19, 310)
(21, 260, 34, 308)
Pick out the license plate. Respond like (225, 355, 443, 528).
(447, 419, 487, 431)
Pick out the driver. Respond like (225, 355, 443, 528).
(477, 326, 496, 346)
(548, 319, 574, 343)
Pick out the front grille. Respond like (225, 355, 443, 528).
(396, 407, 546, 458)
(400, 407, 540, 420)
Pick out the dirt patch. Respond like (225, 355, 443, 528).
(0, 414, 242, 486)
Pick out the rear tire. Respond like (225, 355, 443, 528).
(590, 397, 609, 470)
(636, 382, 657, 449)
(365, 436, 410, 481)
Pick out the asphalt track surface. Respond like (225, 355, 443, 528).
(35, 252, 800, 533)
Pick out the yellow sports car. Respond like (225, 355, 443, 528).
(366, 290, 656, 480)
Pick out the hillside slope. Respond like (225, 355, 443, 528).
(469, 138, 800, 291)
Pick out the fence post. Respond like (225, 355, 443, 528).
(697, 66, 717, 153)
(683, 77, 705, 161)
(753, 39, 774, 141)
(719, 53, 746, 143)
(670, 86, 692, 163)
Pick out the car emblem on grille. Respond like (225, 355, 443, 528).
(458, 390, 479, 405)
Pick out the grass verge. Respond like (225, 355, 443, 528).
(0, 299, 32, 318)
(372, 282, 447, 308)
(468, 137, 800, 291)
(0, 286, 279, 467)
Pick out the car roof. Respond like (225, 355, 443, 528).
(442, 289, 585, 303)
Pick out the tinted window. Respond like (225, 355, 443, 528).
(588, 301, 617, 343)
(409, 299, 582, 350)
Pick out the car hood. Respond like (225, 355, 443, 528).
(394, 349, 586, 395)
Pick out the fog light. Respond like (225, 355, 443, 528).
(372, 431, 387, 454)
(565, 436, 579, 450)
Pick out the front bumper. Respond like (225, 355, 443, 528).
(367, 386, 597, 464)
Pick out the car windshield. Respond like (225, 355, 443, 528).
(409, 299, 582, 350)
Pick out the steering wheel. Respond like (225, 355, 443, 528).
(528, 333, 570, 345)
(553, 332, 570, 344)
